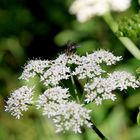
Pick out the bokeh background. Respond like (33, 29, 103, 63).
(0, 0, 140, 140)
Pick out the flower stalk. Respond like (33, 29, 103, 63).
(70, 73, 80, 103)
(88, 120, 108, 140)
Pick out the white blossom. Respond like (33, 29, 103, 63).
(5, 86, 34, 119)
(84, 71, 140, 105)
(84, 91, 97, 103)
(37, 86, 70, 118)
(19, 59, 51, 81)
(41, 60, 70, 86)
(5, 49, 140, 134)
(53, 102, 92, 133)
(67, 53, 82, 65)
(37, 87, 91, 133)
(69, 0, 131, 22)
(37, 86, 70, 109)
(73, 50, 122, 79)
(40, 53, 83, 86)
(53, 54, 68, 65)
(108, 71, 140, 90)
(87, 50, 122, 65)
(110, 0, 131, 12)
(95, 96, 102, 105)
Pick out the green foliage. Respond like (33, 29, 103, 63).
(136, 67, 140, 81)
(117, 12, 140, 38)
(139, 0, 140, 5)
(137, 109, 140, 125)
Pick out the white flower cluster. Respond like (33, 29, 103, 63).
(5, 49, 140, 133)
(19, 60, 51, 81)
(19, 50, 122, 83)
(69, 0, 131, 22)
(19, 54, 81, 87)
(37, 86, 91, 133)
(5, 86, 34, 119)
(41, 55, 70, 86)
(37, 86, 70, 111)
(73, 50, 122, 79)
(84, 71, 140, 105)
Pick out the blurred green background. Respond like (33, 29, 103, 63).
(0, 0, 140, 140)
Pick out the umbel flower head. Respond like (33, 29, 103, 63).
(5, 86, 34, 119)
(5, 49, 139, 133)
(69, 0, 131, 22)
(37, 86, 91, 133)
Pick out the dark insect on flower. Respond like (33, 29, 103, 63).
(65, 40, 80, 55)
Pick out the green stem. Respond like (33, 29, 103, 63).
(70, 73, 80, 103)
(103, 12, 140, 60)
(88, 120, 108, 140)
(81, 91, 86, 103)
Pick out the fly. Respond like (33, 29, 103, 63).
(65, 40, 80, 55)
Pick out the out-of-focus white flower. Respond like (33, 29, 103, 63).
(70, 0, 109, 22)
(69, 0, 131, 22)
(5, 86, 34, 119)
(19, 59, 51, 81)
(110, 0, 131, 12)
(84, 71, 140, 105)
(37, 87, 91, 133)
